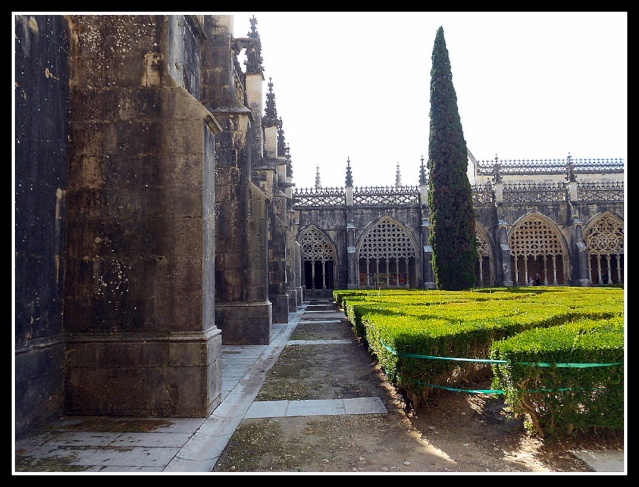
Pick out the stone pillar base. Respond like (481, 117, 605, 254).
(574, 278, 593, 287)
(215, 301, 272, 345)
(65, 328, 222, 417)
(271, 293, 290, 324)
(287, 289, 298, 311)
(15, 339, 65, 437)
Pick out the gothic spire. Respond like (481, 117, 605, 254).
(286, 145, 293, 178)
(345, 157, 353, 187)
(245, 16, 264, 75)
(419, 155, 427, 185)
(315, 165, 322, 189)
(395, 162, 402, 187)
(493, 154, 503, 183)
(277, 117, 287, 156)
(565, 152, 577, 182)
(262, 77, 279, 127)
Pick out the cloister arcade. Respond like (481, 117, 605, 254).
(297, 211, 624, 291)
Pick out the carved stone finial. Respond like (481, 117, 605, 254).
(493, 155, 503, 183)
(285, 144, 293, 177)
(277, 117, 287, 156)
(345, 157, 353, 187)
(245, 16, 263, 74)
(419, 155, 427, 185)
(262, 77, 278, 126)
(565, 152, 577, 182)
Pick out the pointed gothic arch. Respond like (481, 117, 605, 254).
(356, 216, 418, 288)
(475, 223, 494, 287)
(583, 211, 624, 285)
(298, 225, 337, 291)
(508, 212, 569, 286)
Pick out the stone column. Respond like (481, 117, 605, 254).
(63, 15, 223, 417)
(572, 218, 592, 286)
(205, 16, 272, 344)
(346, 221, 358, 289)
(497, 220, 514, 287)
(421, 218, 435, 289)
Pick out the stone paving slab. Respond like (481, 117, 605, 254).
(570, 449, 626, 472)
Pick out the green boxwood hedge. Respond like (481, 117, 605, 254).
(334, 287, 624, 438)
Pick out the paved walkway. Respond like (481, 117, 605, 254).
(14, 300, 379, 473)
(13, 299, 625, 474)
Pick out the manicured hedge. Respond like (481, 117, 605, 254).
(491, 316, 624, 438)
(334, 287, 625, 438)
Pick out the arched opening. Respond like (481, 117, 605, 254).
(298, 226, 337, 292)
(357, 217, 417, 288)
(508, 214, 568, 286)
(583, 212, 624, 285)
(303, 259, 334, 290)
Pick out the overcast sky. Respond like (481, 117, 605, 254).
(229, 12, 627, 189)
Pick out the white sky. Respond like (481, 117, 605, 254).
(230, 11, 627, 189)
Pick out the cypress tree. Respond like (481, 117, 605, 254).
(427, 26, 477, 291)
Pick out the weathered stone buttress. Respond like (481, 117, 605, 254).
(63, 15, 223, 417)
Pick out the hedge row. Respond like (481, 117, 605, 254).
(334, 287, 624, 438)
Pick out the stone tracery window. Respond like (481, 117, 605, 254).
(509, 215, 566, 286)
(583, 213, 624, 284)
(358, 218, 416, 288)
(299, 226, 335, 290)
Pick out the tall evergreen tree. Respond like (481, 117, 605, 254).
(427, 26, 477, 291)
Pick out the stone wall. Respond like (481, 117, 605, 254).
(15, 13, 302, 438)
(14, 14, 70, 437)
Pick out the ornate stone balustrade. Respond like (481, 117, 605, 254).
(502, 182, 567, 204)
(476, 157, 624, 176)
(577, 181, 625, 202)
(293, 177, 624, 208)
(353, 186, 420, 206)
(293, 187, 346, 207)
(472, 182, 494, 206)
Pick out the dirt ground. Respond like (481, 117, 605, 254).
(213, 374, 623, 474)
(212, 316, 624, 474)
